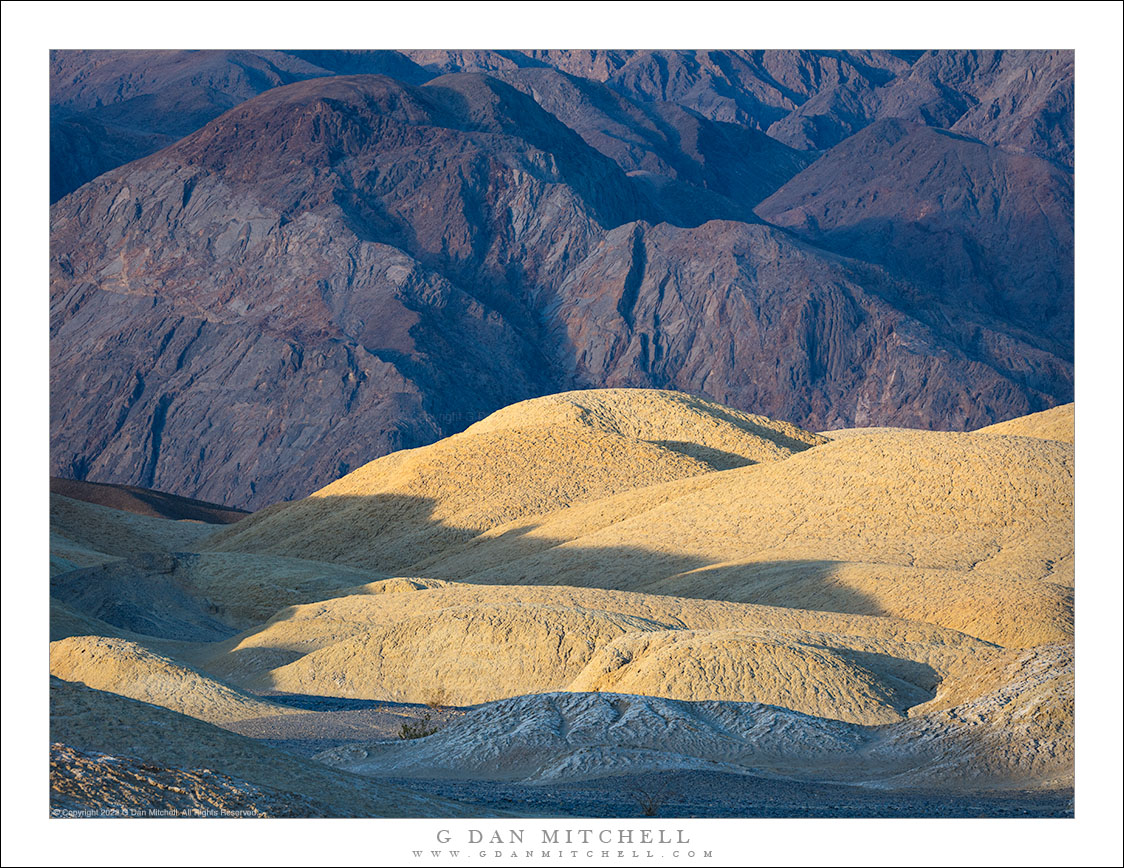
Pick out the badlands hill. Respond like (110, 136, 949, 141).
(976, 402, 1074, 443)
(209, 390, 1073, 648)
(176, 581, 995, 725)
(50, 391, 1075, 805)
(205, 389, 824, 567)
(320, 644, 1073, 790)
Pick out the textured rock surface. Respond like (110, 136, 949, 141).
(318, 652, 1073, 790)
(49, 74, 647, 508)
(48, 49, 432, 199)
(543, 222, 1067, 430)
(875, 50, 1074, 168)
(50, 743, 333, 818)
(756, 119, 1074, 367)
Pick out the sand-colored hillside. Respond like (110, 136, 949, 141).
(49, 678, 482, 817)
(420, 432, 1073, 647)
(463, 388, 826, 465)
(204, 390, 823, 570)
(566, 629, 931, 724)
(48, 395, 1075, 801)
(206, 394, 1072, 647)
(181, 582, 999, 725)
(50, 636, 301, 725)
(51, 493, 217, 567)
(975, 403, 1074, 443)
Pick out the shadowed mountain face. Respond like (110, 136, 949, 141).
(544, 220, 1069, 430)
(50, 50, 1074, 508)
(756, 119, 1074, 358)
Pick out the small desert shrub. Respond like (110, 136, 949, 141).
(633, 784, 676, 817)
(398, 712, 438, 740)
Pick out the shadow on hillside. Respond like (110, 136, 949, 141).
(207, 492, 889, 620)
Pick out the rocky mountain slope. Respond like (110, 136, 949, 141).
(50, 50, 1074, 508)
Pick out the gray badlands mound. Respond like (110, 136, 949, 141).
(320, 644, 1072, 790)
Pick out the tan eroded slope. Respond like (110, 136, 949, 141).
(975, 403, 1074, 443)
(417, 431, 1073, 646)
(204, 389, 824, 571)
(49, 636, 301, 725)
(181, 582, 999, 725)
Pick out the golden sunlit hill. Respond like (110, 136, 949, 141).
(207, 392, 1073, 648)
(975, 402, 1074, 443)
(179, 582, 996, 726)
(204, 389, 825, 571)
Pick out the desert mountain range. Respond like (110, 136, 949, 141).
(50, 50, 1074, 509)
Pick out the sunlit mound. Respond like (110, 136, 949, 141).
(413, 431, 1072, 646)
(975, 402, 1073, 443)
(205, 395, 1072, 647)
(181, 582, 997, 726)
(205, 389, 824, 570)
(462, 388, 826, 465)
(49, 636, 300, 725)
